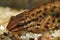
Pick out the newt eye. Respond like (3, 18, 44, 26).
(17, 23, 24, 27)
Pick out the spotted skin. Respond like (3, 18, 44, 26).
(6, 0, 60, 40)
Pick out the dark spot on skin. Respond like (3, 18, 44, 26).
(29, 38, 34, 40)
(36, 27, 39, 29)
(42, 29, 46, 31)
(58, 20, 60, 23)
(25, 16, 29, 19)
(55, 12, 60, 18)
(31, 18, 38, 21)
(39, 15, 42, 18)
(47, 22, 49, 24)
(27, 21, 31, 24)
(31, 19, 35, 21)
(37, 10, 42, 14)
(37, 24, 40, 26)
(50, 9, 54, 12)
(24, 22, 27, 25)
(25, 16, 30, 19)
(31, 13, 34, 16)
(52, 19, 55, 23)
(45, 25, 49, 29)
(10, 37, 13, 39)
(53, 6, 57, 8)
(10, 35, 14, 39)
(44, 8, 47, 11)
(43, 13, 47, 16)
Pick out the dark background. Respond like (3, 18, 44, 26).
(0, 0, 53, 10)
